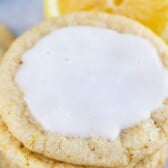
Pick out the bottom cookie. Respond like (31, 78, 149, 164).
(0, 116, 167, 168)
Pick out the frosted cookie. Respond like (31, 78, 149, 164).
(0, 24, 14, 52)
(0, 116, 167, 168)
(0, 41, 166, 168)
(0, 12, 168, 167)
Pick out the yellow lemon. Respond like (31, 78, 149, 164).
(44, 0, 115, 16)
(44, 0, 168, 43)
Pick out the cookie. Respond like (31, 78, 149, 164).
(0, 116, 167, 168)
(0, 12, 168, 167)
(135, 148, 167, 168)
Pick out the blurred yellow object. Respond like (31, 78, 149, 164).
(44, 0, 168, 43)
(0, 24, 14, 61)
(44, 0, 114, 16)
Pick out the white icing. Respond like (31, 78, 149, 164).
(15, 26, 168, 139)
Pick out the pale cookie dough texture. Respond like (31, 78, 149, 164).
(0, 12, 168, 167)
(0, 116, 167, 168)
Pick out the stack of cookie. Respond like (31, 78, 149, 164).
(0, 13, 168, 168)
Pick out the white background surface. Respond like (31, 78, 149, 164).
(0, 0, 167, 167)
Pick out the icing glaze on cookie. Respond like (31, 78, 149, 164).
(15, 26, 168, 138)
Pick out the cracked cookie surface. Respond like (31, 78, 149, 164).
(0, 116, 167, 168)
